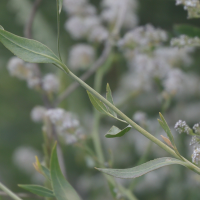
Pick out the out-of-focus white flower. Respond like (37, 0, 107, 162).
(46, 108, 65, 124)
(176, 0, 200, 18)
(63, 0, 96, 16)
(174, 119, 191, 134)
(65, 16, 100, 39)
(192, 147, 200, 164)
(101, 0, 138, 29)
(7, 57, 37, 80)
(13, 146, 40, 174)
(27, 76, 41, 89)
(65, 134, 77, 144)
(118, 24, 168, 50)
(42, 74, 60, 93)
(31, 106, 46, 123)
(133, 111, 147, 124)
(88, 25, 108, 42)
(163, 69, 185, 94)
(171, 35, 200, 47)
(193, 123, 200, 133)
(69, 44, 95, 70)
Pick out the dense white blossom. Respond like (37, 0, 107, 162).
(69, 44, 95, 70)
(42, 74, 60, 93)
(12, 146, 40, 174)
(192, 147, 200, 164)
(175, 0, 200, 18)
(101, 0, 138, 29)
(46, 108, 65, 124)
(63, 0, 96, 16)
(88, 25, 108, 42)
(171, 35, 200, 47)
(193, 123, 200, 133)
(7, 57, 37, 80)
(65, 16, 100, 39)
(31, 106, 46, 123)
(118, 25, 168, 50)
(174, 120, 191, 134)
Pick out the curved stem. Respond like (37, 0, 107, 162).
(61, 65, 200, 175)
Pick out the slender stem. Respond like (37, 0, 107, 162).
(56, 0, 62, 61)
(0, 182, 22, 200)
(61, 66, 200, 175)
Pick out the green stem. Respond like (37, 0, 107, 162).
(0, 182, 22, 200)
(56, 0, 62, 61)
(61, 64, 200, 175)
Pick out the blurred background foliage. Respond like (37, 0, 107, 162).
(1, 0, 200, 200)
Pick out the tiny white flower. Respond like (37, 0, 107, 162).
(45, 108, 65, 124)
(31, 106, 46, 123)
(42, 73, 60, 93)
(69, 44, 95, 70)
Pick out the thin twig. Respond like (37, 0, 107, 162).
(24, 0, 42, 39)
(56, 40, 112, 105)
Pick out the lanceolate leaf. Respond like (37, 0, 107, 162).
(41, 165, 51, 181)
(174, 24, 200, 38)
(105, 125, 132, 138)
(158, 113, 183, 159)
(51, 144, 81, 200)
(58, 0, 63, 14)
(87, 91, 109, 114)
(0, 28, 62, 67)
(18, 185, 54, 197)
(96, 157, 187, 179)
(106, 83, 117, 117)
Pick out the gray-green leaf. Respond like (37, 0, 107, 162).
(18, 185, 54, 197)
(158, 113, 182, 159)
(105, 125, 132, 138)
(87, 91, 109, 114)
(96, 157, 187, 179)
(106, 83, 117, 117)
(0, 28, 62, 67)
(41, 165, 51, 181)
(51, 144, 81, 200)
(58, 0, 63, 14)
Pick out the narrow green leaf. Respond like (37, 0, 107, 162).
(41, 165, 51, 181)
(105, 125, 132, 138)
(57, 0, 63, 14)
(0, 28, 62, 67)
(96, 157, 187, 179)
(18, 185, 54, 197)
(87, 91, 109, 114)
(174, 24, 200, 38)
(51, 144, 81, 200)
(158, 113, 183, 159)
(0, 25, 4, 30)
(106, 83, 117, 117)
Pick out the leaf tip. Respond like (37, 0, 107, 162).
(0, 25, 4, 30)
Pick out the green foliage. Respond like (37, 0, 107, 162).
(105, 125, 132, 138)
(106, 83, 117, 117)
(57, 0, 63, 14)
(0, 28, 62, 68)
(174, 24, 200, 37)
(0, 25, 4, 30)
(50, 144, 82, 200)
(158, 113, 183, 159)
(96, 157, 187, 179)
(18, 185, 54, 197)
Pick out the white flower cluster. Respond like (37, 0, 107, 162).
(175, 0, 200, 18)
(118, 24, 168, 51)
(193, 123, 200, 133)
(31, 106, 46, 123)
(7, 57, 60, 92)
(64, 0, 108, 42)
(171, 35, 200, 47)
(45, 108, 85, 145)
(192, 147, 200, 164)
(7, 57, 40, 89)
(174, 120, 192, 134)
(101, 0, 138, 29)
(69, 44, 95, 70)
